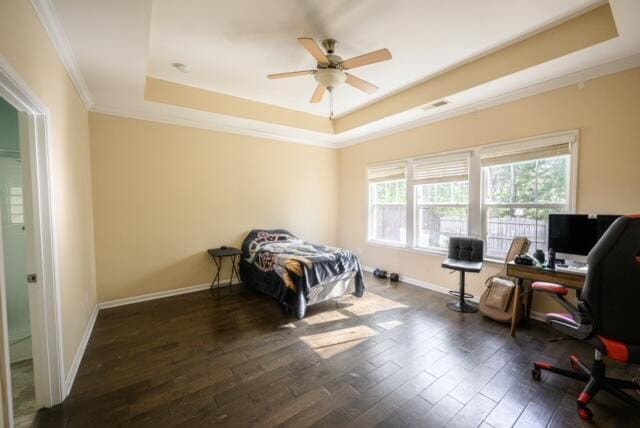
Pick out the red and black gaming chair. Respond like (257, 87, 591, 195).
(531, 215, 640, 420)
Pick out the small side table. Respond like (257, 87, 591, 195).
(207, 247, 242, 299)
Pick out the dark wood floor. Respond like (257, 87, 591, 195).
(38, 273, 640, 427)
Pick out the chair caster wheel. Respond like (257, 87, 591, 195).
(577, 405, 593, 421)
(531, 367, 541, 381)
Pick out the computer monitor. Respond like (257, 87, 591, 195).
(548, 214, 621, 263)
(596, 215, 621, 239)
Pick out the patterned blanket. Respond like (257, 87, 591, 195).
(242, 230, 365, 294)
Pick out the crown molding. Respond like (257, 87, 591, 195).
(30, 0, 94, 109)
(331, 0, 609, 121)
(89, 104, 336, 148)
(334, 53, 640, 149)
(25, 0, 638, 150)
(90, 54, 640, 151)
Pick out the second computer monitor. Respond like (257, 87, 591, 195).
(548, 214, 620, 261)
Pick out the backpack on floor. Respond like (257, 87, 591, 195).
(479, 237, 530, 324)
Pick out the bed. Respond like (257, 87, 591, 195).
(239, 229, 365, 319)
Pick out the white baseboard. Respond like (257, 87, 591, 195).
(9, 355, 33, 365)
(63, 272, 545, 399)
(63, 279, 241, 396)
(363, 265, 546, 322)
(97, 280, 240, 310)
(64, 304, 98, 398)
(9, 330, 32, 363)
(362, 265, 478, 301)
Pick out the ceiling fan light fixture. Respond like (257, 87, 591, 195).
(268, 37, 391, 115)
(314, 68, 346, 90)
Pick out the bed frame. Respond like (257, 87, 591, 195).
(290, 271, 357, 319)
(239, 229, 364, 320)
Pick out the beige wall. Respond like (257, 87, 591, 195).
(89, 113, 339, 302)
(1, 1, 637, 391)
(337, 67, 640, 314)
(0, 0, 97, 378)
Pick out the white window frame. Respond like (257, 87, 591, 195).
(8, 185, 24, 224)
(414, 182, 470, 251)
(412, 152, 471, 252)
(365, 130, 579, 262)
(480, 161, 570, 258)
(368, 179, 407, 246)
(366, 161, 408, 247)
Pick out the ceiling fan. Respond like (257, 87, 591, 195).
(267, 37, 392, 117)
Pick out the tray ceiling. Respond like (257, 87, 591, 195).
(44, 0, 640, 146)
(146, 0, 600, 116)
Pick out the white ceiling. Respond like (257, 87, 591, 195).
(44, 0, 640, 147)
(146, 0, 601, 116)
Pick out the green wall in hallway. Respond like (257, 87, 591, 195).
(0, 97, 20, 157)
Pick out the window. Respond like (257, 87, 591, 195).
(9, 186, 24, 224)
(413, 154, 470, 250)
(366, 130, 577, 261)
(481, 142, 571, 258)
(367, 162, 407, 244)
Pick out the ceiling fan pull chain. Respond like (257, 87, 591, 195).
(330, 89, 334, 119)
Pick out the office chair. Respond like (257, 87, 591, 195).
(531, 215, 640, 420)
(442, 237, 484, 313)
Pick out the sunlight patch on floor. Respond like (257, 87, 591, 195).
(376, 320, 403, 330)
(343, 293, 408, 317)
(279, 322, 297, 329)
(300, 325, 378, 359)
(303, 310, 350, 325)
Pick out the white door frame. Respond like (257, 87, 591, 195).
(0, 55, 64, 425)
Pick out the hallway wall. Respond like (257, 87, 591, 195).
(0, 1, 97, 380)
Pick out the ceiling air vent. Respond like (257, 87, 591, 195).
(420, 100, 451, 111)
(420, 99, 450, 111)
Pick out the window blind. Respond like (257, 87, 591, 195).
(480, 142, 571, 167)
(367, 162, 406, 183)
(412, 153, 470, 185)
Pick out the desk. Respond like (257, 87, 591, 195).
(506, 262, 586, 337)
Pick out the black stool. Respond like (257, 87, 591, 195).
(441, 237, 484, 313)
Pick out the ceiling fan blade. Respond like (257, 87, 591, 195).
(298, 37, 329, 64)
(345, 73, 378, 94)
(267, 70, 316, 79)
(310, 84, 326, 103)
(341, 48, 392, 70)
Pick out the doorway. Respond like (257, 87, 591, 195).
(0, 97, 35, 427)
(0, 57, 64, 428)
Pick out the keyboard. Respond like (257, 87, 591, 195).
(555, 264, 588, 274)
